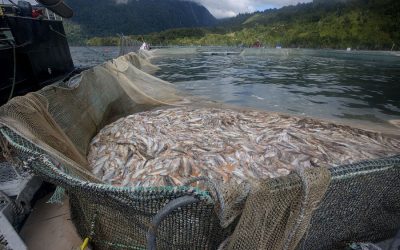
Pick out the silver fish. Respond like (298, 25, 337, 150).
(87, 107, 400, 188)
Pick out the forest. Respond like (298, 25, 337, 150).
(64, 0, 216, 37)
(66, 0, 400, 50)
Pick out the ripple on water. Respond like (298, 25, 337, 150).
(69, 47, 400, 134)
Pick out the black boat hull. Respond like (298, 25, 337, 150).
(0, 15, 74, 104)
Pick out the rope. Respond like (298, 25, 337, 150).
(0, 41, 31, 51)
(183, 176, 225, 215)
(0, 190, 23, 215)
(6, 0, 18, 7)
(182, 176, 247, 228)
(49, 25, 67, 38)
(49, 25, 110, 63)
(52, 25, 113, 63)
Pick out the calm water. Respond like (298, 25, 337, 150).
(70, 46, 120, 67)
(70, 46, 400, 132)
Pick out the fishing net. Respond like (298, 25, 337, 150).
(0, 52, 399, 249)
(144, 48, 199, 58)
(118, 36, 142, 57)
(240, 48, 400, 62)
(240, 48, 295, 57)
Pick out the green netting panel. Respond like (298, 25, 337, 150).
(300, 156, 400, 249)
(2, 126, 400, 249)
(1, 127, 232, 249)
(6, 124, 400, 249)
(225, 155, 400, 250)
(227, 166, 332, 250)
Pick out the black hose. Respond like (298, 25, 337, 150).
(146, 195, 199, 250)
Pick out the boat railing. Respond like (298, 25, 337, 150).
(0, 2, 62, 21)
(44, 8, 62, 21)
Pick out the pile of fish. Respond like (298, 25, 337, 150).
(88, 107, 400, 187)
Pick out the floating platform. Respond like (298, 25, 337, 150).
(201, 51, 241, 56)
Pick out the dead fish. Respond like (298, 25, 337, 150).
(87, 107, 400, 188)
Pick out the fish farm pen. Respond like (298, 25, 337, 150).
(0, 52, 399, 250)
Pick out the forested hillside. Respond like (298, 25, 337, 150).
(66, 0, 400, 50)
(209, 0, 399, 49)
(64, 0, 216, 38)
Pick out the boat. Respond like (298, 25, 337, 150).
(0, 1, 82, 249)
(0, 0, 76, 105)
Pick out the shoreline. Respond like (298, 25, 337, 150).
(69, 44, 400, 53)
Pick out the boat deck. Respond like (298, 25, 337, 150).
(20, 194, 82, 250)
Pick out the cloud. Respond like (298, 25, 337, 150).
(191, 0, 313, 18)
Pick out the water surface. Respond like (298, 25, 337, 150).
(70, 46, 400, 133)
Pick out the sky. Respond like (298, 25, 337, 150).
(191, 0, 313, 18)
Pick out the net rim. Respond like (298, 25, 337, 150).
(2, 123, 399, 200)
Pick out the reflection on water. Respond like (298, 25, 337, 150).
(70, 46, 400, 132)
(70, 46, 119, 68)
(152, 48, 400, 131)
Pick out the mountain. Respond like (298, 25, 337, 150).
(140, 0, 399, 50)
(220, 0, 398, 29)
(68, 0, 400, 50)
(64, 0, 216, 37)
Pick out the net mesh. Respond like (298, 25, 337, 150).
(142, 48, 199, 58)
(0, 52, 398, 249)
(118, 35, 141, 57)
(239, 48, 400, 63)
(226, 167, 331, 250)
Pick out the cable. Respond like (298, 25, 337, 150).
(49, 25, 110, 63)
(6, 0, 17, 6)
(8, 44, 16, 101)
(0, 41, 30, 51)
(49, 25, 67, 38)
